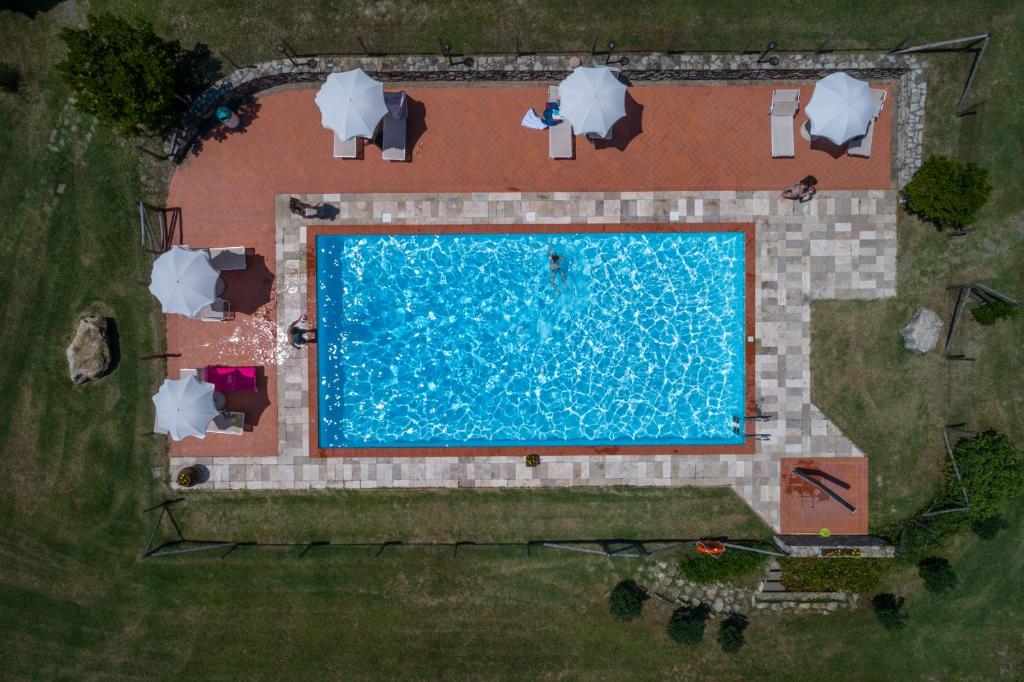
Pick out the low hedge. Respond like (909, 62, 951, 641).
(903, 155, 992, 230)
(779, 558, 889, 593)
(676, 545, 767, 584)
(608, 580, 648, 621)
(971, 299, 1019, 326)
(950, 431, 1024, 517)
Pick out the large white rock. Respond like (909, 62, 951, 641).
(902, 308, 943, 353)
(66, 315, 111, 384)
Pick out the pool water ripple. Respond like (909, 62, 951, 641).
(317, 232, 745, 447)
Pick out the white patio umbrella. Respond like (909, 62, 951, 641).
(804, 72, 876, 145)
(557, 66, 627, 136)
(315, 69, 387, 140)
(152, 375, 219, 441)
(149, 246, 220, 317)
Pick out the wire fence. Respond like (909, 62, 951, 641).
(231, 31, 975, 65)
(141, 499, 785, 562)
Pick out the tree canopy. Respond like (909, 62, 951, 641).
(58, 13, 217, 135)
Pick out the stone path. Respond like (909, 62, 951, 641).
(171, 188, 898, 532)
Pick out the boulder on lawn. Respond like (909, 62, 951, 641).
(66, 315, 111, 384)
(901, 308, 943, 353)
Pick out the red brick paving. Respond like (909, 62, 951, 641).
(780, 457, 869, 535)
(166, 83, 892, 458)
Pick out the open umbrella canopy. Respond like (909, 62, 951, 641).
(149, 246, 220, 317)
(557, 66, 627, 136)
(152, 375, 219, 441)
(804, 72, 876, 145)
(315, 69, 387, 140)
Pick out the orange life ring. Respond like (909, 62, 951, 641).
(696, 540, 726, 557)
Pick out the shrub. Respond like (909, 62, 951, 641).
(903, 155, 992, 230)
(950, 431, 1024, 517)
(676, 546, 767, 584)
(57, 13, 220, 135)
(717, 614, 749, 653)
(970, 514, 1008, 540)
(779, 558, 889, 593)
(871, 593, 908, 631)
(970, 299, 1019, 326)
(666, 604, 709, 645)
(0, 61, 19, 93)
(918, 557, 958, 594)
(608, 580, 648, 622)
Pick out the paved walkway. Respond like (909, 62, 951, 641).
(170, 188, 897, 532)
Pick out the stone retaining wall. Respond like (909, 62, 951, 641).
(775, 534, 897, 558)
(639, 559, 857, 616)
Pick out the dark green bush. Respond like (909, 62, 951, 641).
(0, 61, 19, 93)
(971, 299, 1019, 326)
(57, 13, 220, 135)
(676, 546, 766, 584)
(608, 580, 648, 622)
(950, 431, 1024, 517)
(970, 514, 1008, 540)
(871, 593, 908, 631)
(904, 155, 992, 230)
(717, 614, 749, 653)
(666, 604, 709, 645)
(918, 557, 958, 594)
(779, 558, 889, 593)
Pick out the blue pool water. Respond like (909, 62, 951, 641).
(316, 232, 746, 448)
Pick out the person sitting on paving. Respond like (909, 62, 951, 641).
(289, 197, 320, 218)
(781, 175, 818, 203)
(288, 314, 317, 348)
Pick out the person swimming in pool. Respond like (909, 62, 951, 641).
(549, 248, 568, 291)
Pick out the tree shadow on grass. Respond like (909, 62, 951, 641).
(0, 0, 63, 18)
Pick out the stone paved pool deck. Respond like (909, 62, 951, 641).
(163, 70, 917, 532)
(170, 188, 896, 531)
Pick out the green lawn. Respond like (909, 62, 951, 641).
(1, 1, 1022, 679)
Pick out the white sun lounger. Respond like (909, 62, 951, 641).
(847, 121, 875, 158)
(870, 88, 886, 115)
(333, 133, 358, 159)
(207, 411, 245, 435)
(206, 246, 246, 271)
(197, 299, 233, 322)
(547, 85, 573, 159)
(848, 89, 887, 158)
(770, 89, 800, 158)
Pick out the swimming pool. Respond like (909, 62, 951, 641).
(315, 229, 747, 449)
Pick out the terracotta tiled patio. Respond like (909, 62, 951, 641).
(165, 82, 893, 461)
(779, 457, 868, 535)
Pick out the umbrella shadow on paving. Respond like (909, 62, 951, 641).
(222, 367, 271, 429)
(809, 135, 849, 160)
(219, 253, 274, 315)
(593, 92, 643, 152)
(372, 95, 428, 160)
